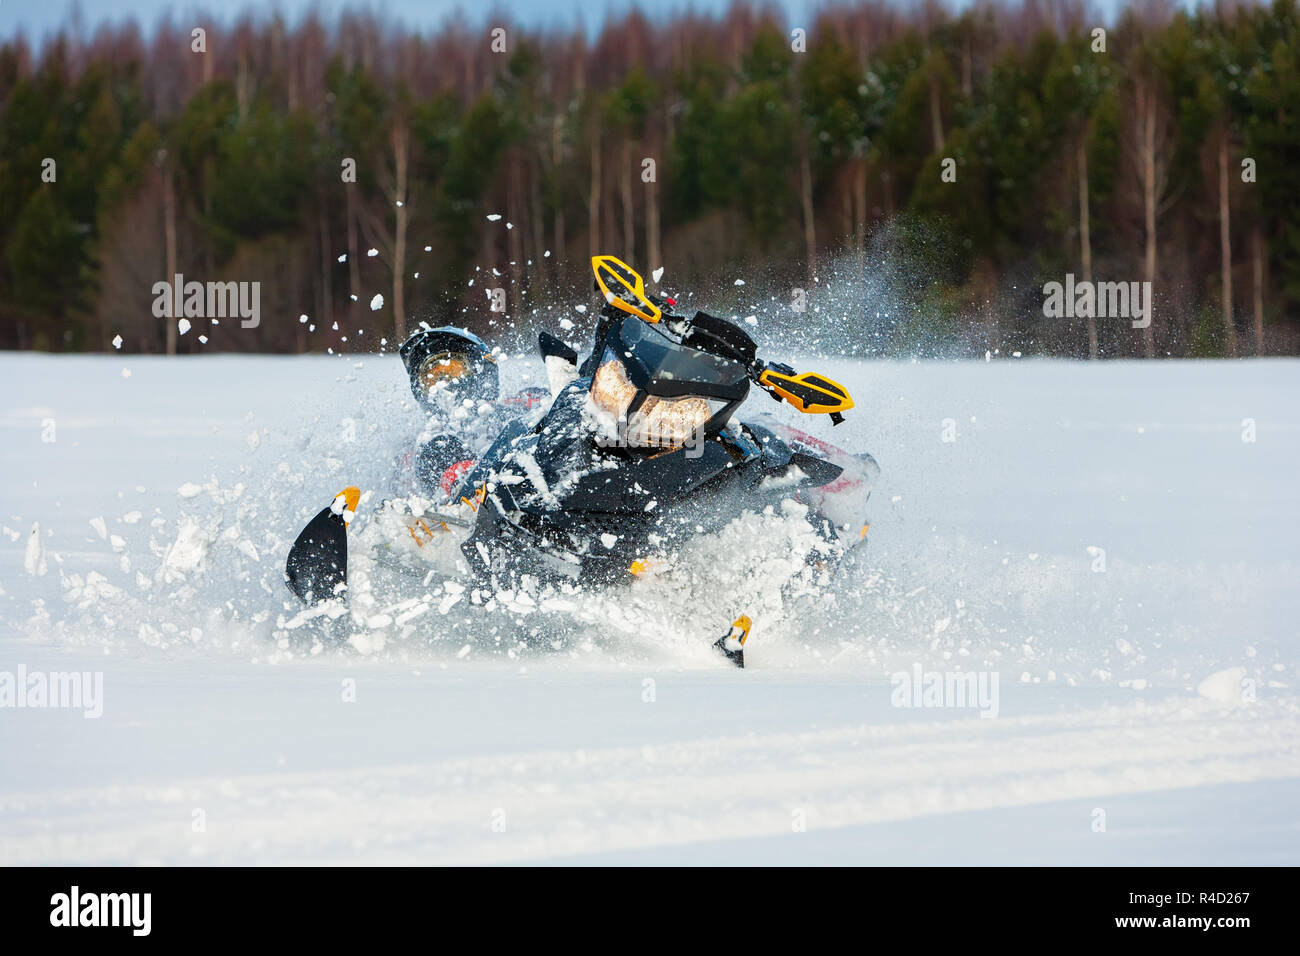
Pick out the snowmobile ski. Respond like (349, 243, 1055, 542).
(285, 486, 359, 604)
(714, 615, 752, 668)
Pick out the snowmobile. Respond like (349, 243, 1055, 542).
(285, 255, 879, 666)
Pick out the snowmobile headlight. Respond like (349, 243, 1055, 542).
(417, 352, 472, 395)
(590, 356, 637, 419)
(591, 357, 717, 449)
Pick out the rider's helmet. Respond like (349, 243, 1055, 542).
(399, 325, 499, 410)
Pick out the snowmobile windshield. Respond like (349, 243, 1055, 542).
(588, 316, 749, 448)
(612, 315, 750, 401)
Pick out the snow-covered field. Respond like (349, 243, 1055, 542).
(1, 351, 1297, 865)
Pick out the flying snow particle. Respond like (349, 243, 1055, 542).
(506, 222, 514, 230)
(332, 322, 339, 331)
(733, 279, 745, 286)
(544, 250, 551, 257)
(486, 214, 502, 221)
(652, 267, 664, 283)
(111, 334, 123, 349)
(198, 335, 208, 344)
(744, 315, 757, 326)
(178, 318, 192, 335)
(24, 523, 46, 576)
(337, 253, 347, 263)
(574, 304, 587, 314)
(559, 318, 574, 331)
(424, 245, 432, 252)
(177, 482, 202, 498)
(369, 294, 384, 311)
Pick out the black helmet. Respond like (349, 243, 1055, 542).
(399, 326, 499, 410)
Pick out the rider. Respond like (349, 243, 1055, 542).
(397, 324, 547, 498)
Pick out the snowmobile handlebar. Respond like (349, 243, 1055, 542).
(590, 254, 854, 425)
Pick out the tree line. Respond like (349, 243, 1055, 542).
(1, 0, 1297, 358)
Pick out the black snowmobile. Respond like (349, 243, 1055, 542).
(285, 256, 878, 666)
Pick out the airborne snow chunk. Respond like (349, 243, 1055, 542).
(1197, 667, 1249, 704)
(24, 522, 46, 576)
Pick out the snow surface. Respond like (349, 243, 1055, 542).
(1, 353, 1297, 865)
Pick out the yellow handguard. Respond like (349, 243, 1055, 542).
(592, 255, 662, 324)
(758, 369, 855, 422)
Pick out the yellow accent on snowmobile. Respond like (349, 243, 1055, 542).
(592, 255, 662, 324)
(757, 369, 855, 416)
(460, 484, 488, 512)
(729, 615, 753, 646)
(406, 517, 451, 548)
(629, 557, 668, 577)
(333, 486, 361, 525)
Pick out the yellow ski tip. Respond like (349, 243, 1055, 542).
(730, 615, 752, 646)
(330, 486, 362, 524)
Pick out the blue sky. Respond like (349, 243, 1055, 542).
(1, 0, 1142, 45)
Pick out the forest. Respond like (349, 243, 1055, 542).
(0, 0, 1297, 358)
